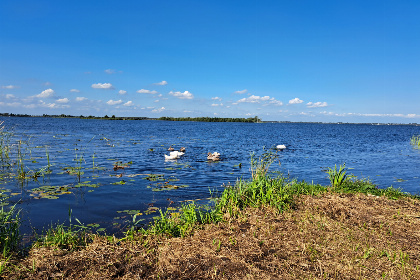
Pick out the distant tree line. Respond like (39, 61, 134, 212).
(0, 113, 262, 123)
(158, 116, 262, 123)
(0, 113, 149, 120)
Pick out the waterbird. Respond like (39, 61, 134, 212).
(165, 151, 185, 160)
(207, 152, 221, 161)
(168, 146, 175, 151)
(276, 144, 286, 150)
(180, 147, 186, 152)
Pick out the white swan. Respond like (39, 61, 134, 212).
(207, 152, 220, 161)
(164, 151, 185, 160)
(276, 144, 286, 150)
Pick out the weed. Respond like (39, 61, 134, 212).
(145, 203, 221, 237)
(34, 209, 90, 250)
(410, 135, 420, 148)
(326, 163, 351, 187)
(0, 202, 20, 258)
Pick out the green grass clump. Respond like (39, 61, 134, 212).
(34, 210, 91, 250)
(326, 163, 351, 187)
(144, 203, 221, 237)
(410, 135, 420, 148)
(0, 203, 20, 258)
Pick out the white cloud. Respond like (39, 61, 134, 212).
(36, 88, 55, 98)
(154, 81, 168, 86)
(56, 98, 69, 103)
(0, 102, 21, 107)
(152, 107, 165, 113)
(307, 101, 328, 108)
(1, 85, 19, 89)
(238, 95, 269, 103)
(43, 82, 52, 86)
(92, 83, 114, 89)
(289, 98, 303, 104)
(137, 89, 158, 94)
(5, 94, 15, 99)
(318, 111, 420, 119)
(169, 91, 194, 99)
(70, 89, 80, 93)
(211, 103, 223, 107)
(106, 99, 123, 105)
(105, 69, 115, 74)
(118, 90, 127, 95)
(212, 97, 222, 101)
(236, 95, 283, 106)
(234, 89, 247, 94)
(123, 101, 133, 106)
(76, 97, 87, 101)
(269, 100, 283, 106)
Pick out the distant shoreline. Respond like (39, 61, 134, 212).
(0, 112, 419, 126)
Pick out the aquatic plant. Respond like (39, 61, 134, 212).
(250, 148, 280, 180)
(0, 122, 12, 163)
(410, 135, 420, 148)
(0, 202, 20, 258)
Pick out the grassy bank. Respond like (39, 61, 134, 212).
(1, 153, 420, 279)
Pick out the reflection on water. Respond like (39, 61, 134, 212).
(1, 117, 420, 235)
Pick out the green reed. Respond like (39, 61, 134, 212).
(410, 135, 420, 148)
(0, 202, 21, 258)
(0, 122, 12, 163)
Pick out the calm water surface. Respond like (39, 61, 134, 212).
(1, 117, 420, 236)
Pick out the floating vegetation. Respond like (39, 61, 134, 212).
(165, 162, 193, 170)
(117, 209, 143, 215)
(74, 181, 100, 188)
(111, 180, 126, 185)
(59, 167, 84, 177)
(148, 182, 189, 191)
(29, 185, 72, 199)
(394, 178, 406, 182)
(113, 161, 132, 170)
(145, 206, 159, 215)
(143, 174, 165, 181)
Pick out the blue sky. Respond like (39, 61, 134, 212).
(1, 0, 419, 123)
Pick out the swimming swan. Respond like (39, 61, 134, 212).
(207, 152, 220, 161)
(165, 151, 185, 160)
(276, 145, 286, 150)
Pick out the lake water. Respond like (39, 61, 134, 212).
(1, 117, 420, 237)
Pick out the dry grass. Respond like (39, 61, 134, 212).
(4, 191, 420, 279)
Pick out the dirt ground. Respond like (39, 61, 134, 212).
(4, 192, 420, 279)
